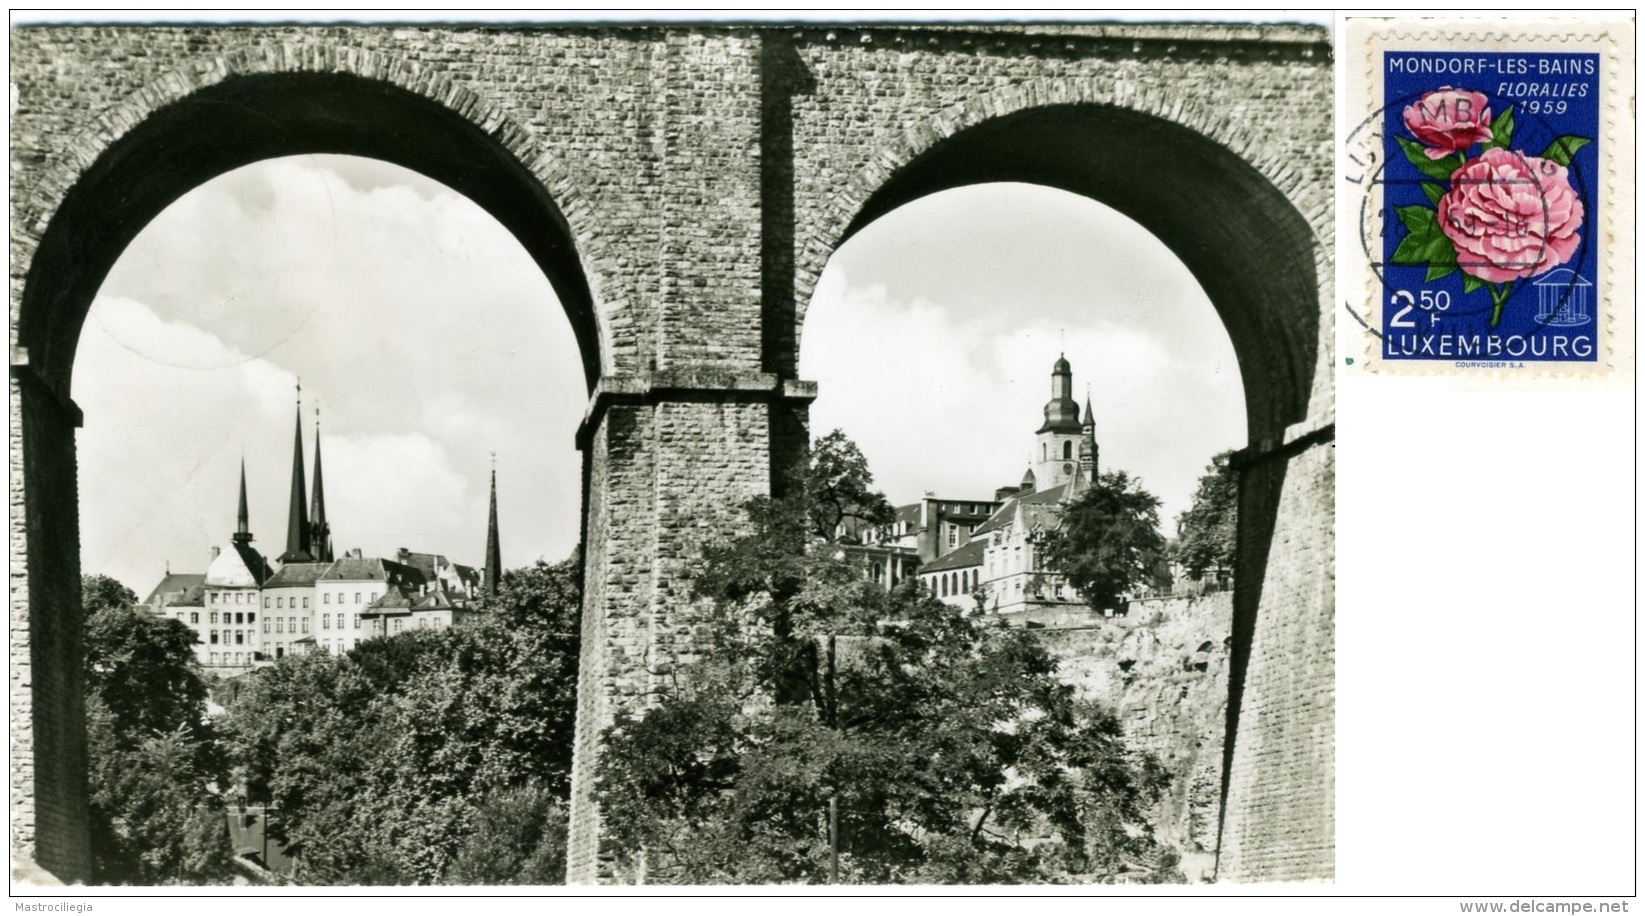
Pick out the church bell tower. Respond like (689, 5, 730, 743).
(1034, 354, 1084, 489)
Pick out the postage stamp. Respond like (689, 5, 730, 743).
(1343, 17, 1635, 378)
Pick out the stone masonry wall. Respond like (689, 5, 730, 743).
(782, 25, 1335, 429)
(8, 26, 777, 385)
(9, 377, 90, 880)
(1219, 437, 1335, 882)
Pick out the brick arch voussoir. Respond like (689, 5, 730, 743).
(14, 41, 617, 376)
(792, 81, 1323, 354)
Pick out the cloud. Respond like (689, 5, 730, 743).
(801, 185, 1247, 532)
(76, 157, 586, 594)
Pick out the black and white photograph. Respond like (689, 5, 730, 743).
(4, 10, 1633, 905)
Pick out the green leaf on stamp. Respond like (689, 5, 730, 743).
(1425, 258, 1457, 282)
(1461, 274, 1485, 296)
(1396, 135, 1463, 181)
(1487, 105, 1515, 150)
(1538, 135, 1592, 166)
(1420, 181, 1446, 207)
(1391, 205, 1455, 271)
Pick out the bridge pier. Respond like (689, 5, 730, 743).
(566, 375, 814, 883)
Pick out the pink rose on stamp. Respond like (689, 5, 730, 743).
(1403, 87, 1493, 159)
(1438, 147, 1585, 285)
(1389, 87, 1592, 326)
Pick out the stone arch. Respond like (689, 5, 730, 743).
(14, 43, 614, 397)
(792, 83, 1329, 444)
(9, 46, 611, 880)
(790, 85, 1332, 882)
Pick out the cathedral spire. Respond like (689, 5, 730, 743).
(280, 380, 313, 564)
(232, 456, 252, 546)
(483, 456, 502, 596)
(309, 403, 333, 563)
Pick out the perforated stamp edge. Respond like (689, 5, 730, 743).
(1341, 16, 1634, 384)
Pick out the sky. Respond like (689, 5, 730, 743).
(76, 157, 585, 592)
(75, 158, 1241, 596)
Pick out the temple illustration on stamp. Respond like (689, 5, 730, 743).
(1345, 17, 1635, 377)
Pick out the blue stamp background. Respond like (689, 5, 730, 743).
(1382, 51, 1600, 363)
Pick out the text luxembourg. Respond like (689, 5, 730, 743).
(1385, 332, 1594, 359)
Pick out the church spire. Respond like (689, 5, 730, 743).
(309, 403, 333, 563)
(483, 457, 502, 596)
(280, 380, 313, 564)
(232, 456, 252, 546)
(1080, 384, 1099, 480)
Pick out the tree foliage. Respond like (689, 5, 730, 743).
(216, 556, 582, 885)
(1039, 471, 1167, 610)
(83, 592, 232, 885)
(597, 435, 1179, 884)
(803, 429, 894, 542)
(86, 603, 212, 743)
(1172, 452, 1239, 581)
(83, 573, 139, 617)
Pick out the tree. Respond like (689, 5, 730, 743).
(597, 434, 1178, 884)
(216, 555, 583, 885)
(83, 600, 231, 884)
(1039, 471, 1167, 610)
(1172, 452, 1238, 581)
(802, 429, 894, 542)
(83, 573, 139, 617)
(444, 784, 568, 885)
(86, 603, 212, 742)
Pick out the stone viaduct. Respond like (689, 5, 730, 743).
(8, 22, 1335, 884)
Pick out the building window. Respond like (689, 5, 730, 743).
(948, 526, 957, 548)
(393, 619, 403, 633)
(234, 612, 243, 625)
(276, 597, 283, 609)
(418, 618, 427, 629)
(354, 616, 361, 630)
(235, 632, 244, 645)
(323, 613, 330, 630)
(324, 593, 330, 604)
(210, 630, 219, 644)
(1063, 440, 1073, 460)
(276, 647, 284, 659)
(276, 619, 283, 634)
(355, 593, 362, 605)
(248, 612, 255, 623)
(433, 618, 443, 630)
(263, 597, 270, 608)
(302, 618, 310, 634)
(263, 620, 270, 634)
(190, 612, 199, 624)
(210, 611, 218, 624)
(300, 597, 307, 608)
